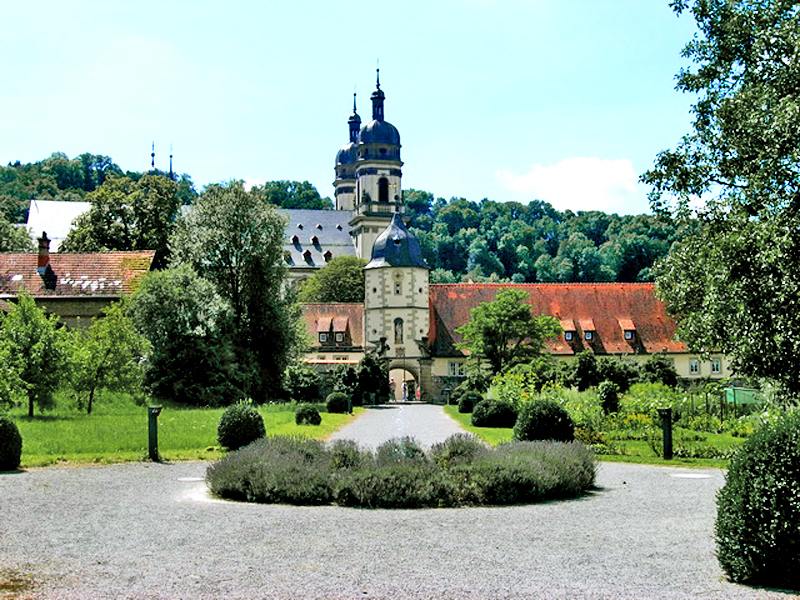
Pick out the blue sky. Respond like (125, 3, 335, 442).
(1, 1, 698, 215)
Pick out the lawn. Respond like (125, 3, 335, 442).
(9, 397, 361, 468)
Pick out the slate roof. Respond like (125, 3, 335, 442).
(428, 283, 686, 357)
(279, 209, 356, 270)
(365, 213, 429, 270)
(301, 303, 364, 349)
(0, 251, 155, 297)
(25, 199, 92, 252)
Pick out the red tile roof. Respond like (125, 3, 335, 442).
(0, 252, 155, 297)
(301, 303, 364, 349)
(429, 283, 685, 357)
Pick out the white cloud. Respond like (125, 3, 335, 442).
(496, 157, 649, 214)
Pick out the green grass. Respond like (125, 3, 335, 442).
(444, 404, 741, 468)
(7, 395, 361, 468)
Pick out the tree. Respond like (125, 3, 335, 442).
(69, 300, 150, 414)
(130, 266, 243, 406)
(250, 180, 332, 209)
(642, 0, 800, 396)
(170, 180, 304, 400)
(0, 293, 68, 417)
(456, 288, 561, 376)
(0, 218, 34, 252)
(60, 173, 192, 268)
(297, 255, 367, 303)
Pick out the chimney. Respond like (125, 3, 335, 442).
(37, 232, 50, 269)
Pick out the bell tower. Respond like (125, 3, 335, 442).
(349, 70, 404, 259)
(334, 93, 360, 211)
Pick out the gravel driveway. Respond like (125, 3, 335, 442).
(0, 406, 796, 599)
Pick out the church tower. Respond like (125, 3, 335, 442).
(334, 94, 360, 211)
(364, 214, 431, 400)
(348, 70, 404, 259)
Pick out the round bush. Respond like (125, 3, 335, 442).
(295, 404, 322, 426)
(471, 399, 517, 428)
(217, 402, 266, 451)
(0, 416, 23, 471)
(375, 437, 427, 466)
(598, 380, 620, 415)
(430, 433, 486, 467)
(513, 400, 575, 442)
(325, 392, 349, 414)
(715, 410, 800, 588)
(458, 391, 482, 414)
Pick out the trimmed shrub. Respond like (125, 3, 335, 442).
(430, 433, 486, 467)
(458, 390, 482, 414)
(715, 410, 800, 588)
(0, 416, 23, 471)
(295, 404, 322, 426)
(513, 400, 575, 442)
(325, 392, 350, 414)
(598, 380, 620, 415)
(471, 399, 517, 428)
(216, 402, 265, 451)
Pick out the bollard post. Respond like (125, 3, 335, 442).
(148, 406, 162, 462)
(657, 407, 673, 460)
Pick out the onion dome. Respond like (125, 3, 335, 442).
(365, 213, 429, 270)
(336, 142, 357, 166)
(359, 120, 401, 145)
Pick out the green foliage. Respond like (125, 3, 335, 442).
(207, 434, 597, 508)
(0, 218, 33, 252)
(249, 180, 332, 210)
(715, 410, 800, 588)
(170, 180, 304, 401)
(457, 391, 480, 414)
(456, 288, 561, 375)
(643, 0, 800, 398)
(0, 416, 23, 471)
(283, 363, 321, 404)
(325, 392, 349, 414)
(216, 401, 266, 451)
(598, 381, 620, 415)
(131, 266, 243, 406)
(641, 354, 679, 388)
(295, 404, 321, 426)
(68, 300, 149, 414)
(0, 293, 69, 417)
(353, 354, 390, 405)
(597, 357, 640, 394)
(471, 398, 517, 428)
(513, 400, 575, 442)
(297, 255, 367, 303)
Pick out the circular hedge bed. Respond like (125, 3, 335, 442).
(206, 434, 596, 508)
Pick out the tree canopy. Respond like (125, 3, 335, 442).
(298, 255, 367, 303)
(642, 0, 800, 396)
(250, 180, 333, 209)
(455, 288, 561, 376)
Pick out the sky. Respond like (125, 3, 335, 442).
(1, 1, 700, 216)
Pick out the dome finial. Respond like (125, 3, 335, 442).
(371, 64, 385, 121)
(376, 61, 380, 89)
(150, 142, 155, 170)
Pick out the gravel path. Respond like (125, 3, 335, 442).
(1, 407, 797, 599)
(328, 404, 466, 448)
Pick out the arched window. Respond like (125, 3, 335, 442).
(394, 318, 404, 344)
(378, 177, 389, 203)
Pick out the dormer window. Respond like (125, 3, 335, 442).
(618, 319, 636, 343)
(579, 319, 596, 342)
(297, 223, 303, 229)
(316, 223, 323, 230)
(319, 333, 328, 343)
(310, 235, 319, 246)
(291, 235, 300, 245)
(335, 332, 344, 343)
(624, 330, 635, 341)
(584, 331, 594, 341)
(565, 331, 574, 342)
(303, 249, 313, 263)
(323, 251, 333, 262)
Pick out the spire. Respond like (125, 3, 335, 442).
(150, 142, 155, 170)
(169, 144, 174, 180)
(371, 66, 385, 121)
(348, 91, 361, 143)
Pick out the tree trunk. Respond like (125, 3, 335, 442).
(87, 386, 95, 415)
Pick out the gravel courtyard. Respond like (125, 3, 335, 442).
(0, 406, 796, 599)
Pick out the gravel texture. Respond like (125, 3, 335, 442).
(0, 407, 796, 599)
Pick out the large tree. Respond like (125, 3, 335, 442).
(298, 255, 367, 303)
(0, 218, 34, 252)
(455, 288, 561, 376)
(642, 0, 800, 396)
(250, 180, 332, 209)
(170, 180, 304, 400)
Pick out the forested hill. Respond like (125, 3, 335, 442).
(1, 153, 681, 283)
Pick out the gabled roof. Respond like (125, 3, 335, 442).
(0, 251, 154, 297)
(428, 283, 685, 356)
(25, 200, 92, 252)
(280, 209, 356, 269)
(301, 303, 364, 349)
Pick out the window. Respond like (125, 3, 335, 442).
(335, 332, 344, 343)
(394, 283, 401, 295)
(394, 318, 404, 344)
(624, 330, 634, 341)
(449, 362, 466, 377)
(711, 358, 721, 374)
(584, 331, 594, 341)
(378, 177, 389, 203)
(319, 333, 328, 343)
(564, 331, 574, 342)
(690, 359, 700, 374)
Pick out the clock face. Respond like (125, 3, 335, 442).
(392, 270, 403, 282)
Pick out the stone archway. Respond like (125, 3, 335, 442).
(388, 360, 420, 402)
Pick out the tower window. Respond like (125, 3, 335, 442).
(394, 318, 404, 344)
(378, 177, 389, 203)
(395, 283, 401, 295)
